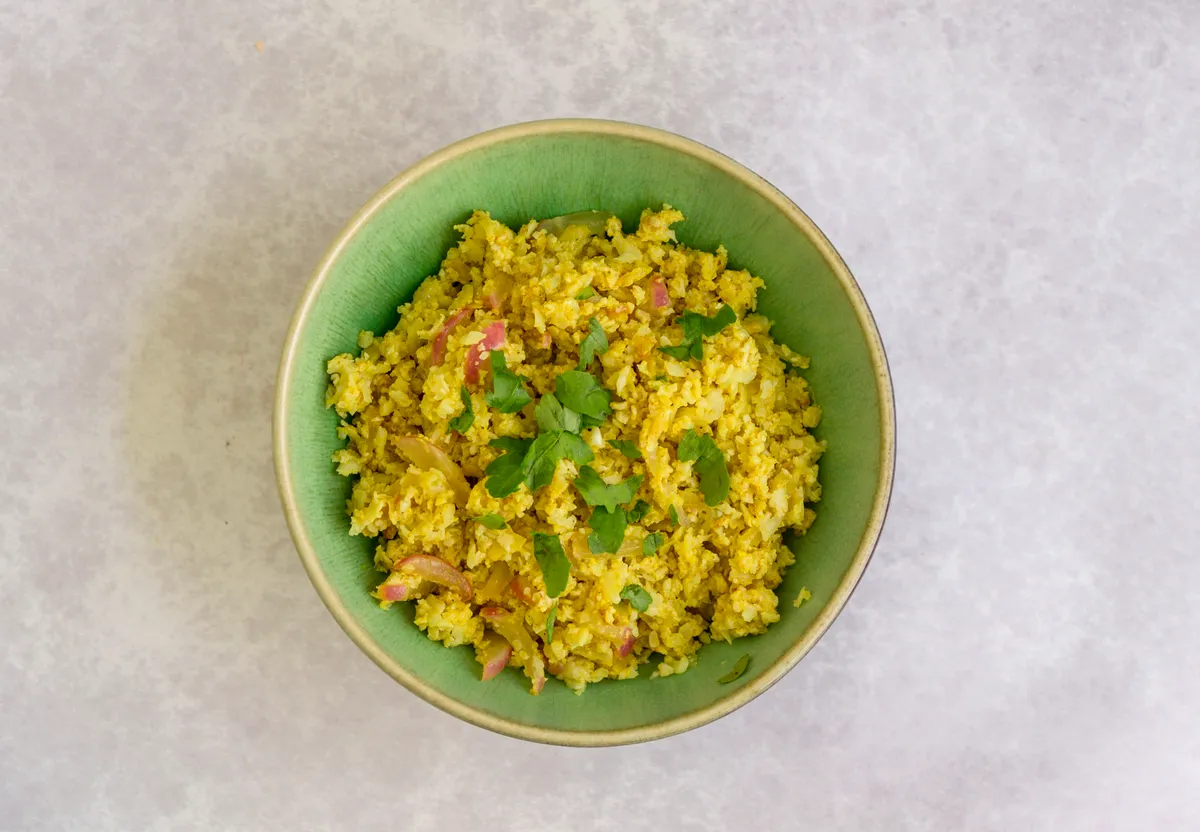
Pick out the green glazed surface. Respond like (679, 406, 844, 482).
(274, 120, 894, 745)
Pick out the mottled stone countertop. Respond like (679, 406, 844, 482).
(2, 2, 1197, 829)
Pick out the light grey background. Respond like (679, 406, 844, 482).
(2, 1, 1197, 829)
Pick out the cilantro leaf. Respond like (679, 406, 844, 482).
(578, 317, 609, 370)
(677, 429, 730, 506)
(588, 505, 627, 554)
(484, 437, 533, 498)
(554, 370, 612, 420)
(626, 499, 651, 523)
(490, 436, 533, 453)
(448, 386, 475, 433)
(683, 305, 736, 338)
(580, 412, 606, 429)
(620, 584, 652, 612)
(472, 513, 507, 530)
(486, 350, 533, 413)
(587, 534, 606, 554)
(718, 654, 750, 684)
(558, 432, 594, 465)
(668, 504, 680, 525)
(545, 603, 558, 642)
(532, 532, 570, 598)
(573, 466, 643, 512)
(522, 431, 595, 492)
(658, 344, 693, 361)
(575, 287, 596, 300)
(535, 393, 581, 434)
(659, 305, 738, 362)
(642, 532, 665, 555)
(608, 439, 642, 459)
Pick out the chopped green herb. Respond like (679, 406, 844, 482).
(655, 374, 668, 382)
(578, 316, 609, 370)
(682, 305, 737, 338)
(677, 429, 730, 506)
(545, 603, 558, 642)
(472, 513, 507, 530)
(575, 286, 596, 300)
(531, 532, 570, 598)
(626, 499, 651, 523)
(486, 350, 533, 413)
(580, 412, 606, 429)
(523, 431, 595, 492)
(588, 505, 627, 554)
(484, 437, 533, 498)
(717, 654, 750, 684)
(608, 439, 642, 460)
(554, 370, 612, 420)
(535, 393, 581, 434)
(448, 385, 475, 434)
(668, 504, 680, 525)
(642, 532, 666, 556)
(659, 305, 737, 362)
(573, 466, 643, 512)
(620, 584, 652, 612)
(587, 533, 607, 554)
(658, 343, 696, 361)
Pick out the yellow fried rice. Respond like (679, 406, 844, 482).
(325, 207, 824, 694)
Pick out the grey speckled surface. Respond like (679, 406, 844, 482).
(2, 1, 1198, 829)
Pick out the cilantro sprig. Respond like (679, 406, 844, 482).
(573, 466, 643, 553)
(642, 532, 665, 555)
(472, 513, 506, 530)
(554, 370, 612, 420)
(620, 584, 652, 612)
(448, 386, 475, 433)
(484, 437, 534, 498)
(659, 305, 737, 361)
(523, 431, 593, 491)
(486, 350, 533, 413)
(532, 532, 570, 598)
(578, 317, 608, 370)
(608, 439, 642, 459)
(678, 429, 730, 506)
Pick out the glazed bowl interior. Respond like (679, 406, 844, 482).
(275, 120, 893, 745)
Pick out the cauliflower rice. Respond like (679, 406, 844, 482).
(325, 207, 824, 694)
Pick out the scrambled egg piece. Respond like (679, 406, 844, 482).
(326, 207, 824, 694)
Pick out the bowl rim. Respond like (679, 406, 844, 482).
(274, 118, 896, 747)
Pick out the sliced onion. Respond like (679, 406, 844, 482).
(480, 563, 514, 598)
(617, 629, 635, 657)
(484, 274, 513, 312)
(393, 554, 472, 599)
(380, 583, 409, 602)
(430, 306, 474, 367)
(650, 279, 670, 308)
(478, 635, 513, 681)
(464, 321, 508, 386)
(536, 210, 615, 237)
(393, 435, 471, 506)
(480, 606, 546, 694)
(509, 576, 534, 605)
(595, 622, 636, 657)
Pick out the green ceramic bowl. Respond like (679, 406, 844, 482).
(274, 119, 894, 746)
